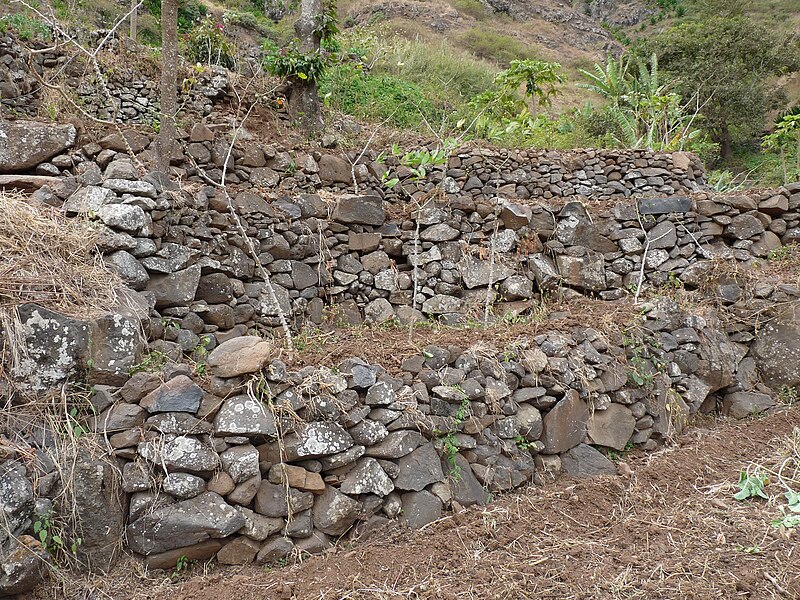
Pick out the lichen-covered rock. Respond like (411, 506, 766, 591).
(0, 535, 50, 596)
(137, 436, 219, 473)
(751, 308, 800, 389)
(220, 444, 260, 484)
(340, 457, 394, 497)
(213, 395, 277, 437)
(163, 472, 206, 499)
(0, 120, 77, 172)
(285, 422, 354, 459)
(126, 492, 245, 555)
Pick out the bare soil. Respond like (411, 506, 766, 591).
(40, 408, 800, 600)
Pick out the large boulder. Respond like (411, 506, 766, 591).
(0, 121, 77, 173)
(10, 304, 88, 393)
(126, 492, 245, 555)
(145, 264, 201, 308)
(750, 307, 800, 390)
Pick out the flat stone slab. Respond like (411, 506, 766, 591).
(637, 197, 692, 214)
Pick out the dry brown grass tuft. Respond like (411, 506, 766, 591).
(0, 191, 120, 318)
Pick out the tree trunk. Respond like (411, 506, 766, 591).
(718, 124, 732, 160)
(157, 0, 178, 172)
(288, 0, 323, 133)
(130, 0, 138, 41)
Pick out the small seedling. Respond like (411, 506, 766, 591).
(771, 490, 800, 529)
(733, 470, 770, 501)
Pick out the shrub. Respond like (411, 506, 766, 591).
(320, 64, 439, 129)
(0, 13, 52, 41)
(183, 17, 237, 68)
(457, 29, 533, 65)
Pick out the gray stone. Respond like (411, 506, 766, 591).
(196, 273, 233, 304)
(561, 444, 617, 478)
(366, 430, 423, 459)
(220, 444, 260, 483)
(393, 443, 445, 491)
(63, 185, 116, 214)
(253, 481, 314, 518)
(236, 507, 284, 541)
(145, 264, 201, 308)
(646, 221, 677, 249)
(207, 336, 273, 378)
(285, 422, 354, 459)
(163, 473, 205, 499)
(105, 250, 149, 290)
(638, 197, 691, 214)
(540, 390, 589, 454)
(722, 392, 774, 419)
(556, 253, 606, 291)
(312, 486, 360, 536)
(332, 195, 385, 225)
(216, 537, 260, 565)
(0, 121, 77, 172)
(140, 375, 203, 413)
(400, 490, 442, 528)
(256, 536, 294, 564)
(126, 492, 245, 555)
(97, 203, 147, 232)
(9, 304, 89, 393)
(751, 308, 800, 389)
(587, 403, 636, 451)
(516, 403, 543, 441)
(364, 298, 395, 323)
(137, 436, 219, 473)
(0, 462, 34, 546)
(421, 223, 460, 242)
(99, 130, 150, 153)
(93, 403, 147, 432)
(213, 395, 277, 437)
(0, 537, 49, 596)
(103, 178, 157, 198)
(422, 294, 464, 314)
(726, 214, 764, 240)
(140, 243, 192, 274)
(349, 419, 389, 445)
(458, 256, 513, 289)
(340, 457, 395, 497)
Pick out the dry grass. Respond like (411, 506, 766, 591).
(0, 191, 121, 383)
(0, 191, 120, 317)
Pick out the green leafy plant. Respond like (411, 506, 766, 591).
(771, 490, 800, 529)
(778, 385, 799, 405)
(263, 40, 328, 82)
(0, 13, 52, 40)
(182, 17, 237, 68)
(175, 554, 190, 572)
(129, 350, 169, 375)
(733, 469, 770, 501)
(33, 511, 81, 563)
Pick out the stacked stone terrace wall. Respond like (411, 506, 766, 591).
(3, 124, 800, 591)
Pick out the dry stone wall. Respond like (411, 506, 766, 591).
(3, 123, 800, 592)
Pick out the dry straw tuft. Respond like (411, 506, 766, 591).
(0, 191, 121, 317)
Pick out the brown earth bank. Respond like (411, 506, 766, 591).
(43, 407, 800, 600)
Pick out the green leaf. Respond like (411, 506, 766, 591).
(39, 530, 47, 544)
(297, 72, 308, 80)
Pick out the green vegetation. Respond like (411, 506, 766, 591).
(734, 469, 770, 501)
(648, 15, 800, 159)
(33, 510, 82, 564)
(458, 29, 533, 64)
(0, 13, 51, 40)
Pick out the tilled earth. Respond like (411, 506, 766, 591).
(45, 408, 800, 600)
